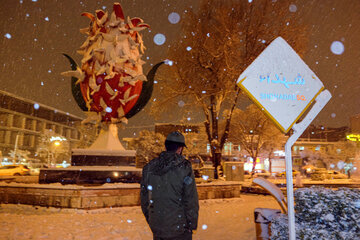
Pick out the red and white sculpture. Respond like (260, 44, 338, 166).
(62, 2, 150, 124)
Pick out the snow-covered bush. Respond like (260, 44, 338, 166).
(271, 187, 360, 240)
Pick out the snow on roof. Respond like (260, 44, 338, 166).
(0, 89, 84, 120)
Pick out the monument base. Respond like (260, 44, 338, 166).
(39, 124, 141, 185)
(71, 149, 136, 166)
(39, 166, 142, 184)
(0, 182, 242, 209)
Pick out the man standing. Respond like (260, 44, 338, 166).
(140, 131, 199, 240)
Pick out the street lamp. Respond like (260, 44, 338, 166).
(49, 136, 66, 166)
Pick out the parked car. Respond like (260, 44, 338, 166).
(310, 168, 348, 180)
(243, 170, 251, 179)
(326, 170, 348, 179)
(275, 169, 299, 177)
(253, 169, 271, 178)
(0, 165, 30, 176)
(310, 168, 328, 181)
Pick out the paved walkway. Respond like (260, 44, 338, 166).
(0, 195, 279, 240)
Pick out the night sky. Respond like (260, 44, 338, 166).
(1, 0, 359, 137)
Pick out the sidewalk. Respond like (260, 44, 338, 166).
(0, 194, 279, 240)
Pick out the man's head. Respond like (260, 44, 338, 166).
(165, 131, 186, 154)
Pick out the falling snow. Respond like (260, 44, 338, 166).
(289, 4, 297, 13)
(330, 41, 345, 55)
(0, 0, 358, 146)
(202, 175, 209, 181)
(168, 12, 180, 24)
(337, 161, 345, 169)
(178, 100, 185, 107)
(154, 33, 166, 45)
(164, 59, 173, 66)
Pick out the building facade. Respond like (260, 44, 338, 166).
(350, 113, 360, 134)
(0, 90, 83, 162)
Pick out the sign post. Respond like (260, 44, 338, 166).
(236, 37, 332, 240)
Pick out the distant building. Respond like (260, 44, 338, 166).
(350, 113, 360, 133)
(0, 90, 83, 161)
(293, 124, 349, 142)
(154, 123, 239, 159)
(292, 125, 349, 155)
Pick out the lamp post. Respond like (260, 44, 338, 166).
(49, 136, 66, 166)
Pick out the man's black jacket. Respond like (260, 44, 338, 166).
(140, 151, 199, 238)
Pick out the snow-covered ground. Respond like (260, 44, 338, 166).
(0, 194, 279, 240)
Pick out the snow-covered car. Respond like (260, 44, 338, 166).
(28, 167, 41, 176)
(0, 165, 30, 176)
(275, 169, 299, 177)
(244, 170, 251, 179)
(326, 170, 348, 179)
(253, 169, 271, 178)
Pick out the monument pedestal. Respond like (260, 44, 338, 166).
(39, 124, 142, 184)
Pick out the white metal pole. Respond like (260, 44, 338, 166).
(284, 90, 332, 240)
(285, 138, 296, 240)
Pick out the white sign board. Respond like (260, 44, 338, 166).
(236, 37, 324, 133)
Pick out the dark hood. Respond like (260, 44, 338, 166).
(150, 151, 186, 176)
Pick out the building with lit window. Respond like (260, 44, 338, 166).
(0, 90, 83, 162)
(127, 122, 355, 174)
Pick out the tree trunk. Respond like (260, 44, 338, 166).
(268, 149, 273, 174)
(251, 156, 257, 176)
(202, 88, 240, 179)
(213, 152, 222, 179)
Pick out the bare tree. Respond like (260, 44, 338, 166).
(36, 130, 71, 166)
(262, 128, 286, 174)
(75, 123, 99, 149)
(8, 149, 31, 164)
(153, 0, 308, 178)
(228, 104, 284, 173)
(183, 129, 209, 163)
(127, 130, 166, 168)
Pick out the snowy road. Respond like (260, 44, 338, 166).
(0, 194, 279, 240)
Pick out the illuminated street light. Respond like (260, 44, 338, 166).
(54, 141, 60, 146)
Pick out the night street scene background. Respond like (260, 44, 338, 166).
(0, 0, 360, 239)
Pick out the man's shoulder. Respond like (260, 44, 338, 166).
(182, 158, 192, 167)
(143, 156, 160, 170)
(178, 157, 192, 172)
